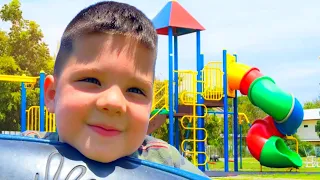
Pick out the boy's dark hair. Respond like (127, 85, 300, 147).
(54, 1, 158, 76)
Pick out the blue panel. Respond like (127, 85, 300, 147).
(274, 97, 304, 135)
(152, 1, 172, 30)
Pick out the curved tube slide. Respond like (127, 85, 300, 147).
(228, 63, 304, 168)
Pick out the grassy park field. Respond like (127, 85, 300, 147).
(206, 157, 320, 179)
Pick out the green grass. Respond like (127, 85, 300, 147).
(213, 174, 320, 180)
(207, 157, 320, 179)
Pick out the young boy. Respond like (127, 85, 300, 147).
(22, 1, 208, 177)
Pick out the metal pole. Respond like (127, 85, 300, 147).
(168, 27, 174, 145)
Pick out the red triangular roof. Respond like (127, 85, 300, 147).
(169, 1, 205, 30)
(152, 1, 205, 35)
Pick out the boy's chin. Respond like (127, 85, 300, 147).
(83, 152, 118, 163)
(80, 149, 132, 163)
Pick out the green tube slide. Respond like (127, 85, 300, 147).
(247, 76, 293, 122)
(260, 136, 302, 168)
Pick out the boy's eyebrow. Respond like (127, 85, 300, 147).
(129, 76, 153, 88)
(70, 67, 103, 74)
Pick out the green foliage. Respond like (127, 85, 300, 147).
(205, 114, 223, 155)
(0, 0, 22, 24)
(285, 134, 315, 157)
(316, 120, 320, 138)
(0, 0, 54, 131)
(303, 99, 320, 109)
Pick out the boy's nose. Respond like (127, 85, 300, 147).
(96, 86, 126, 115)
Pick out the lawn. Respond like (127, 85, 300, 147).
(206, 157, 320, 179)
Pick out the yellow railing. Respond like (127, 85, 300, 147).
(201, 61, 224, 100)
(150, 80, 169, 120)
(285, 135, 299, 172)
(26, 106, 40, 131)
(177, 70, 198, 104)
(26, 106, 56, 132)
(0, 74, 39, 83)
(238, 112, 250, 125)
(45, 109, 56, 132)
(177, 70, 209, 166)
(285, 135, 298, 153)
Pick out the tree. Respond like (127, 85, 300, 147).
(304, 99, 320, 109)
(316, 120, 320, 138)
(0, 0, 54, 131)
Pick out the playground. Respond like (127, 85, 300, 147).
(0, 0, 320, 179)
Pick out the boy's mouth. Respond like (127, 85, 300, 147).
(88, 124, 121, 137)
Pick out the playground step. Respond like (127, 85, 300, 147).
(203, 99, 224, 108)
(177, 105, 193, 115)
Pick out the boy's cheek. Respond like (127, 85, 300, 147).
(134, 104, 151, 119)
(129, 107, 150, 130)
(58, 88, 91, 105)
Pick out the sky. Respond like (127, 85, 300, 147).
(0, 0, 320, 104)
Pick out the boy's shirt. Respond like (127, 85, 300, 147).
(21, 131, 207, 177)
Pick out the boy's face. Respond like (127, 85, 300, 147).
(44, 33, 155, 162)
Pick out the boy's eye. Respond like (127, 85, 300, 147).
(79, 78, 101, 86)
(127, 87, 145, 96)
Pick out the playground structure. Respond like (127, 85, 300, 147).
(0, 71, 54, 132)
(149, 0, 304, 172)
(0, 72, 56, 133)
(0, 0, 307, 175)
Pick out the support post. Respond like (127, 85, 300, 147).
(20, 82, 26, 132)
(196, 31, 205, 171)
(222, 49, 229, 172)
(168, 27, 174, 146)
(233, 54, 238, 171)
(174, 35, 180, 151)
(39, 71, 45, 132)
(240, 124, 243, 169)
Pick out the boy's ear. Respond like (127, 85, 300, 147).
(44, 75, 56, 113)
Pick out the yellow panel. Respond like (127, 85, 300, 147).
(202, 62, 223, 100)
